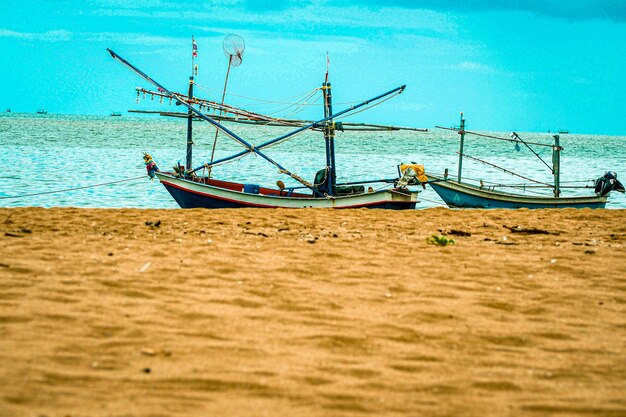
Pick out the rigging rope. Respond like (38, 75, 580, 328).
(193, 83, 322, 106)
(0, 176, 146, 200)
(436, 126, 553, 148)
(458, 152, 553, 187)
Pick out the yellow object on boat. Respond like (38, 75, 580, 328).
(399, 164, 428, 183)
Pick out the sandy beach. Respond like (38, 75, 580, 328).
(0, 207, 625, 416)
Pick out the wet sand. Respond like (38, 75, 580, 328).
(1, 207, 625, 417)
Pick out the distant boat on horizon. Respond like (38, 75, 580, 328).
(36, 109, 47, 115)
(558, 130, 569, 134)
(110, 111, 123, 116)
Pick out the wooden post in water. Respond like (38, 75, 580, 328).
(457, 112, 466, 182)
(553, 134, 561, 197)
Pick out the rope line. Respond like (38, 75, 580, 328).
(0, 176, 146, 200)
(193, 83, 322, 106)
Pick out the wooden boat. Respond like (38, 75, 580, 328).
(428, 114, 623, 209)
(110, 111, 122, 117)
(156, 175, 417, 209)
(36, 109, 47, 114)
(427, 172, 608, 208)
(107, 47, 420, 210)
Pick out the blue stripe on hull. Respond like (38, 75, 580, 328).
(162, 183, 416, 210)
(429, 183, 606, 209)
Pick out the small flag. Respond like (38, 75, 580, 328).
(192, 37, 198, 58)
(324, 51, 330, 83)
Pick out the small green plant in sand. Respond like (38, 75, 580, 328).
(426, 235, 455, 246)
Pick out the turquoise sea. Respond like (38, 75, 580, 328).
(1, 113, 625, 208)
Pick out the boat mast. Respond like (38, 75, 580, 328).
(185, 75, 194, 174)
(322, 80, 336, 196)
(186, 36, 197, 174)
(457, 112, 466, 182)
(552, 134, 561, 197)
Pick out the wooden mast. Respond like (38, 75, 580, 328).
(322, 81, 336, 195)
(186, 36, 197, 174)
(552, 134, 561, 197)
(185, 75, 194, 174)
(457, 112, 465, 183)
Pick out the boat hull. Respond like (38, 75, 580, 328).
(156, 172, 419, 209)
(427, 174, 607, 209)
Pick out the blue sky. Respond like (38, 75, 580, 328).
(1, 0, 625, 134)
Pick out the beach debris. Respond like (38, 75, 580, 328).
(140, 262, 151, 272)
(496, 240, 518, 245)
(449, 229, 471, 236)
(304, 234, 317, 244)
(142, 367, 151, 374)
(426, 235, 455, 246)
(503, 225, 559, 235)
(145, 220, 161, 228)
(495, 236, 517, 245)
(4, 229, 30, 237)
(439, 228, 471, 237)
(3, 213, 13, 224)
(140, 348, 157, 356)
(139, 348, 172, 357)
(0, 263, 8, 268)
(585, 250, 596, 255)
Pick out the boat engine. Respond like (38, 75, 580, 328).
(594, 171, 625, 197)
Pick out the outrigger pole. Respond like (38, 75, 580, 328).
(107, 48, 404, 193)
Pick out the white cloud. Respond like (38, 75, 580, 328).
(454, 61, 496, 74)
(90, 4, 458, 36)
(0, 28, 183, 46)
(0, 29, 72, 42)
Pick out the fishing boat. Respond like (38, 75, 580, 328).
(107, 46, 421, 209)
(110, 111, 122, 117)
(36, 109, 47, 115)
(427, 114, 623, 209)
